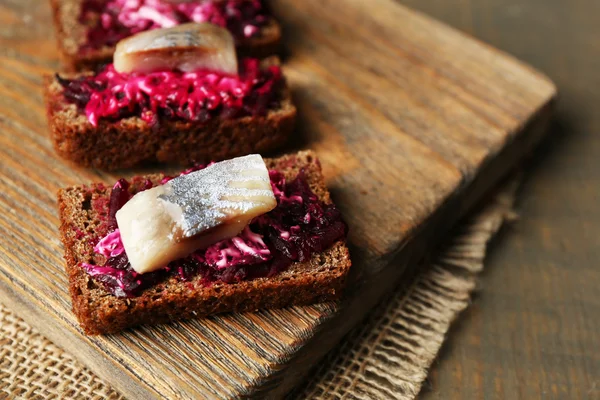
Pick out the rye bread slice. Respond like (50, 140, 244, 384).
(49, 0, 282, 72)
(57, 151, 352, 335)
(44, 57, 296, 170)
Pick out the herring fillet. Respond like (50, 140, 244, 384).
(116, 154, 276, 274)
(113, 22, 238, 74)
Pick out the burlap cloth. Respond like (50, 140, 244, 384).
(0, 178, 519, 400)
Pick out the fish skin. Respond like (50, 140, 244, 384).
(161, 154, 276, 238)
(113, 22, 238, 74)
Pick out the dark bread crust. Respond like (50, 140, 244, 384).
(58, 151, 352, 335)
(44, 57, 296, 170)
(49, 0, 282, 72)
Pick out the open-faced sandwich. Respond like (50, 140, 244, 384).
(58, 151, 351, 334)
(44, 22, 296, 169)
(50, 0, 282, 71)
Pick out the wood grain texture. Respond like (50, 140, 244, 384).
(393, 1, 600, 399)
(0, 0, 555, 398)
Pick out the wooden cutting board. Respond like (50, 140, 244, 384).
(0, 0, 556, 398)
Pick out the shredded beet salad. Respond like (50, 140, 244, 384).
(79, 0, 270, 52)
(82, 166, 348, 298)
(56, 58, 283, 126)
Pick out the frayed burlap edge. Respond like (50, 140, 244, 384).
(0, 178, 519, 400)
(290, 177, 520, 400)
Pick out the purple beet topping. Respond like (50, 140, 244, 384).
(56, 58, 282, 126)
(107, 179, 129, 230)
(83, 167, 348, 298)
(79, 0, 271, 53)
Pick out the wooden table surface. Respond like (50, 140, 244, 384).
(397, 1, 600, 399)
